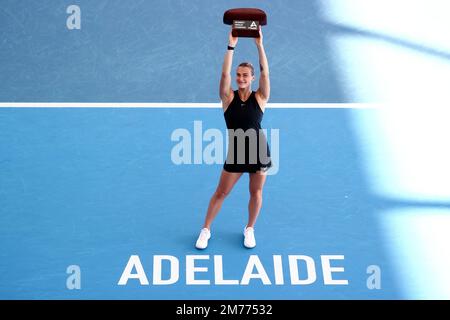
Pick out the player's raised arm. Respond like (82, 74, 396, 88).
(219, 31, 238, 104)
(255, 26, 270, 104)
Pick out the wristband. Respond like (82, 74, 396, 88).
(227, 45, 235, 51)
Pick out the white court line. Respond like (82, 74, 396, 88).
(0, 102, 379, 108)
(0, 102, 445, 108)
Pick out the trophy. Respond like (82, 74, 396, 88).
(223, 8, 267, 38)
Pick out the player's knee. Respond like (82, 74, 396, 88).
(250, 188, 262, 198)
(215, 189, 230, 199)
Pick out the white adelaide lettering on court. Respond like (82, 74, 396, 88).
(117, 255, 349, 286)
(66, 5, 81, 30)
(66, 265, 81, 289)
(170, 121, 279, 175)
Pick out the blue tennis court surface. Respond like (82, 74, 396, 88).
(0, 107, 396, 299)
(1, 0, 450, 299)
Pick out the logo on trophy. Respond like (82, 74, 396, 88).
(223, 8, 267, 38)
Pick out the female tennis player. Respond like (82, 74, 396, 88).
(196, 26, 271, 249)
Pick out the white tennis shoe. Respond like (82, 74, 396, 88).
(195, 228, 211, 249)
(243, 227, 256, 248)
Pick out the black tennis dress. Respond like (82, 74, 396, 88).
(223, 90, 272, 173)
